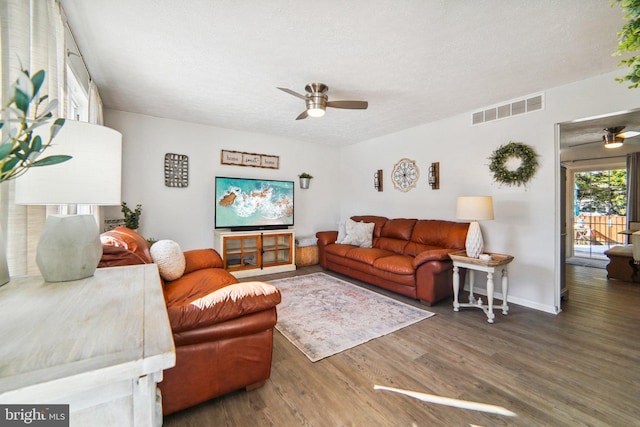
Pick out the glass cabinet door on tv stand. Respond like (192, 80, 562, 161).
(214, 229, 296, 278)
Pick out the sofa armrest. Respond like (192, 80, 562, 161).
(183, 248, 224, 274)
(412, 248, 455, 269)
(316, 231, 338, 247)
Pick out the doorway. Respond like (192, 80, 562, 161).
(572, 168, 627, 261)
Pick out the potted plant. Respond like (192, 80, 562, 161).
(0, 68, 71, 286)
(298, 172, 313, 189)
(121, 202, 142, 230)
(0, 68, 71, 183)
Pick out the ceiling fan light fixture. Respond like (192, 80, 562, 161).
(603, 128, 624, 149)
(307, 107, 325, 118)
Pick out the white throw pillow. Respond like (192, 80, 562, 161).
(336, 221, 347, 243)
(150, 240, 186, 281)
(341, 219, 375, 248)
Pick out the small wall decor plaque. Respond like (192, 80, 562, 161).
(221, 149, 279, 169)
(164, 153, 189, 188)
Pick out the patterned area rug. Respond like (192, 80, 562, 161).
(268, 272, 435, 362)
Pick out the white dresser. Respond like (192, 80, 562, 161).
(0, 264, 175, 426)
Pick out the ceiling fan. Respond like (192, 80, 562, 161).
(570, 126, 640, 149)
(277, 83, 368, 120)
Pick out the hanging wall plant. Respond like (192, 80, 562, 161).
(488, 142, 539, 187)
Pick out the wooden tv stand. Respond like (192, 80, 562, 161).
(214, 228, 296, 278)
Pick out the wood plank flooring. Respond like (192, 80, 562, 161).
(163, 264, 640, 426)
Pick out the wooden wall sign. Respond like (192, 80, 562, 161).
(221, 149, 279, 169)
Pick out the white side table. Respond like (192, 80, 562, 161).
(449, 250, 514, 323)
(0, 264, 175, 426)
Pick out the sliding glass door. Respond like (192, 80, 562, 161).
(573, 169, 627, 259)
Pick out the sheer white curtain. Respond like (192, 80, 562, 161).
(627, 152, 640, 226)
(0, 0, 67, 275)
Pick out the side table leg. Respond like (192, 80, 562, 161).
(453, 265, 460, 311)
(486, 271, 495, 323)
(468, 269, 476, 304)
(501, 267, 509, 315)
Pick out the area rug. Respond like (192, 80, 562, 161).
(268, 272, 435, 362)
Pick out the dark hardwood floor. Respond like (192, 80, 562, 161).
(164, 264, 640, 426)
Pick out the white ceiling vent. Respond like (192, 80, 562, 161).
(472, 94, 544, 125)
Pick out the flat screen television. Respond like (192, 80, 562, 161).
(215, 176, 294, 231)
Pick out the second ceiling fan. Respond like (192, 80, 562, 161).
(277, 83, 368, 120)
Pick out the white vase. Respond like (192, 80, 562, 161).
(300, 178, 310, 189)
(36, 215, 102, 282)
(465, 221, 484, 258)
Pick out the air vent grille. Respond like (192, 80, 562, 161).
(472, 94, 544, 125)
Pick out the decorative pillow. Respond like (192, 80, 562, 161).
(150, 240, 186, 281)
(335, 221, 347, 243)
(341, 219, 375, 248)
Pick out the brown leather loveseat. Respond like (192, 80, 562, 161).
(99, 227, 281, 415)
(316, 216, 469, 305)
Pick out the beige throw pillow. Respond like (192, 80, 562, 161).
(341, 219, 375, 248)
(150, 240, 186, 281)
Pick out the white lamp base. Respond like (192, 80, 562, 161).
(465, 221, 484, 258)
(36, 215, 102, 282)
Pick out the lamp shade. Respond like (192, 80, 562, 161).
(456, 196, 494, 221)
(15, 120, 122, 205)
(13, 120, 122, 282)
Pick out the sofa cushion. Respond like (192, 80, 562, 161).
(381, 218, 417, 241)
(100, 226, 152, 263)
(342, 219, 375, 247)
(164, 268, 238, 306)
(345, 247, 395, 265)
(167, 281, 282, 333)
(151, 240, 186, 281)
(408, 220, 469, 252)
(376, 237, 409, 255)
(373, 254, 415, 275)
(183, 248, 224, 274)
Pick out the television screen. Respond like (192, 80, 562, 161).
(215, 176, 294, 230)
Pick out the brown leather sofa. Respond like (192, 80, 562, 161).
(316, 216, 469, 305)
(98, 227, 281, 415)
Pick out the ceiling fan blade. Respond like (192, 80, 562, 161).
(326, 100, 368, 110)
(568, 141, 600, 148)
(277, 87, 307, 100)
(295, 110, 308, 120)
(619, 130, 640, 139)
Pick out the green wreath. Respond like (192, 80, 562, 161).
(488, 142, 538, 187)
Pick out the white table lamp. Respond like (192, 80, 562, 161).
(456, 196, 494, 258)
(15, 120, 122, 282)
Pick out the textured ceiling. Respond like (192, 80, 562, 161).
(60, 0, 627, 146)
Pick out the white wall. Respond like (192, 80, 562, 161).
(338, 70, 639, 313)
(105, 70, 639, 314)
(103, 110, 340, 250)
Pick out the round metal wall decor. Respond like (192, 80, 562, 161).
(391, 158, 420, 192)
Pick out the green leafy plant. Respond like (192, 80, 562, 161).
(0, 68, 71, 183)
(298, 172, 313, 179)
(121, 202, 142, 230)
(613, 0, 640, 88)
